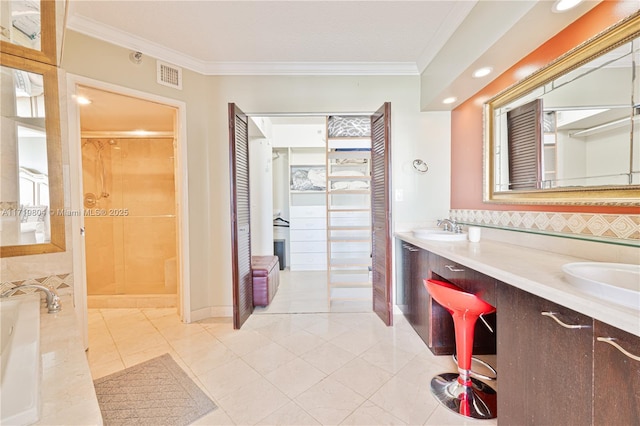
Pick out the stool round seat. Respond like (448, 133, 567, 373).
(424, 279, 497, 420)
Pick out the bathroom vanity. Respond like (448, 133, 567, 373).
(395, 232, 640, 425)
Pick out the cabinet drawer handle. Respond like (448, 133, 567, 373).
(597, 337, 640, 362)
(402, 243, 419, 252)
(541, 312, 590, 329)
(445, 265, 465, 272)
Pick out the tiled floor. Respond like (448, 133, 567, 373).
(253, 269, 372, 314)
(87, 306, 498, 425)
(86, 259, 496, 425)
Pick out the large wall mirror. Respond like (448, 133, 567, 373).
(0, 46, 64, 256)
(485, 11, 640, 205)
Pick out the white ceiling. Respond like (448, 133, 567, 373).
(66, 0, 607, 112)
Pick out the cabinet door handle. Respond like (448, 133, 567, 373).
(402, 243, 419, 252)
(445, 264, 465, 272)
(597, 337, 640, 362)
(541, 311, 590, 329)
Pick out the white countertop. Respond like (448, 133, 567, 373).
(35, 295, 103, 425)
(395, 232, 640, 337)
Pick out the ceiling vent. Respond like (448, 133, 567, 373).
(157, 61, 182, 90)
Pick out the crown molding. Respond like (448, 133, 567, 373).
(67, 15, 419, 76)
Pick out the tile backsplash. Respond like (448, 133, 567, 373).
(1, 273, 74, 296)
(450, 209, 639, 243)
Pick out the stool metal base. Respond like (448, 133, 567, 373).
(430, 373, 497, 420)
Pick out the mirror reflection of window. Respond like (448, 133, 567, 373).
(493, 36, 638, 193)
(0, 63, 50, 245)
(0, 0, 41, 51)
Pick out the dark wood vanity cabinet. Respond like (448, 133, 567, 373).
(395, 241, 496, 356)
(497, 283, 640, 425)
(593, 321, 640, 425)
(395, 237, 640, 424)
(497, 282, 593, 425)
(397, 241, 429, 336)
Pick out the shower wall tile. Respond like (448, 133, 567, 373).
(82, 138, 177, 298)
(84, 217, 117, 294)
(121, 139, 175, 216)
(123, 216, 176, 294)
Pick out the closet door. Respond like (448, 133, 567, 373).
(228, 103, 253, 329)
(371, 102, 392, 326)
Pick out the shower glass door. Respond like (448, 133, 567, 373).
(82, 137, 177, 295)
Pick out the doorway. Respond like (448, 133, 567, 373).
(229, 104, 392, 329)
(67, 75, 191, 347)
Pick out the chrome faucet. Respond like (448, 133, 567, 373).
(437, 218, 463, 233)
(1, 284, 62, 313)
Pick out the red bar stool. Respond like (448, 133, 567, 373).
(424, 279, 497, 419)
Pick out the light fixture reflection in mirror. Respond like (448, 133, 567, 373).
(485, 11, 640, 206)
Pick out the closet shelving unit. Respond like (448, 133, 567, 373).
(325, 117, 372, 307)
(288, 147, 327, 271)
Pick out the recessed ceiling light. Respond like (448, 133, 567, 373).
(552, 0, 583, 13)
(75, 96, 92, 105)
(442, 97, 457, 105)
(473, 67, 493, 78)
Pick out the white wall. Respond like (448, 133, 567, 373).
(61, 31, 451, 314)
(249, 137, 274, 256)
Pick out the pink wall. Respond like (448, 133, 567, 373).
(450, 1, 638, 214)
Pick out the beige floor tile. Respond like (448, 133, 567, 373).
(86, 304, 496, 426)
(360, 343, 416, 374)
(295, 377, 366, 425)
(113, 330, 168, 356)
(88, 357, 125, 380)
(218, 329, 272, 356)
(424, 404, 497, 426)
(85, 343, 121, 366)
(198, 358, 262, 401)
(369, 375, 439, 425)
(184, 342, 240, 376)
(140, 307, 177, 320)
(167, 330, 220, 357)
(329, 328, 380, 355)
(385, 329, 434, 355)
(330, 357, 393, 398)
(304, 318, 352, 340)
(156, 320, 206, 341)
(273, 329, 326, 356)
(189, 407, 236, 425)
(339, 401, 407, 425)
(300, 341, 357, 374)
(256, 400, 321, 425)
(241, 342, 297, 375)
(218, 377, 290, 425)
(253, 317, 302, 340)
(264, 357, 327, 398)
(395, 351, 457, 388)
(120, 344, 175, 367)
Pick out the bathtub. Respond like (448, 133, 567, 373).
(0, 294, 41, 425)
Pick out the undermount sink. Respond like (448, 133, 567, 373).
(412, 228, 468, 242)
(562, 262, 640, 310)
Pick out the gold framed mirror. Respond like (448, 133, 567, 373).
(0, 51, 64, 256)
(484, 10, 640, 206)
